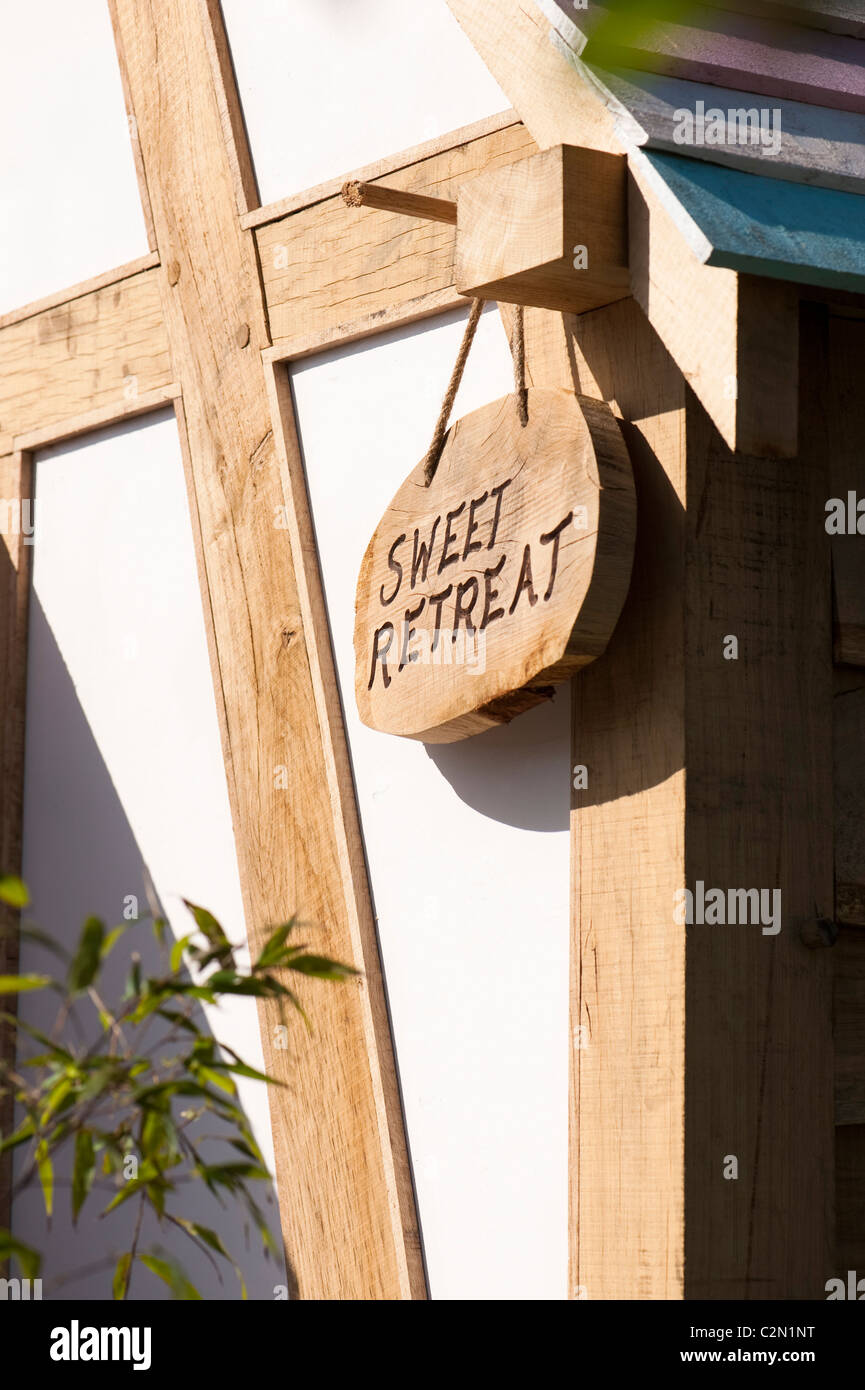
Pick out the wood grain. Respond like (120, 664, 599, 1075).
(835, 928, 865, 1124)
(243, 111, 521, 230)
(498, 301, 689, 1301)
(355, 387, 635, 742)
(263, 363, 425, 1300)
(110, 0, 424, 1299)
(837, 1125, 865, 1272)
(562, 290, 834, 1298)
(455, 144, 629, 312)
(343, 181, 457, 225)
(199, 0, 261, 218)
(568, 295, 689, 1300)
(0, 451, 33, 1237)
(682, 304, 834, 1297)
(256, 122, 537, 352)
(628, 155, 800, 458)
(834, 678, 865, 928)
(446, 0, 621, 155)
(824, 314, 865, 668)
(446, 0, 800, 456)
(0, 268, 172, 455)
(0, 253, 160, 332)
(106, 0, 157, 250)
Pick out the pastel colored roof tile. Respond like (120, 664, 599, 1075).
(538, 0, 865, 287)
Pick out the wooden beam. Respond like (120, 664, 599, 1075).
(566, 297, 690, 1300)
(0, 252, 159, 331)
(455, 144, 629, 313)
(447, 0, 800, 458)
(513, 292, 833, 1296)
(446, 0, 621, 154)
(0, 127, 538, 454)
(106, 0, 158, 250)
(256, 121, 536, 355)
(0, 267, 172, 455)
(198, 0, 261, 218)
(242, 111, 522, 231)
(262, 361, 424, 1289)
(0, 451, 33, 1237)
(110, 0, 424, 1299)
(679, 311, 834, 1294)
(628, 157, 801, 457)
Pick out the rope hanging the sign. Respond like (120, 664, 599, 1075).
(423, 302, 528, 487)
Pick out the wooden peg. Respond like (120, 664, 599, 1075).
(341, 179, 457, 225)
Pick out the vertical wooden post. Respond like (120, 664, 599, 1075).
(109, 0, 424, 1298)
(504, 291, 834, 1298)
(567, 299, 689, 1299)
(0, 451, 33, 1235)
(501, 300, 689, 1296)
(570, 294, 835, 1298)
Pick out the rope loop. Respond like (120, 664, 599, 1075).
(423, 302, 529, 486)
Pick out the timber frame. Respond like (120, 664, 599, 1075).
(2, 0, 865, 1299)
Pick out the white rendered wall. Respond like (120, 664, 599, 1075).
(0, 0, 148, 313)
(221, 0, 509, 204)
(17, 412, 282, 1299)
(291, 307, 570, 1301)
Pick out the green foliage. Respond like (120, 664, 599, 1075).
(581, 0, 701, 70)
(0, 876, 29, 909)
(0, 890, 356, 1298)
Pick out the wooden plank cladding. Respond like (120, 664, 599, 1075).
(714, 1, 865, 42)
(835, 927, 865, 1124)
(544, 0, 865, 116)
(598, 67, 865, 197)
(834, 672, 865, 926)
(256, 123, 537, 356)
(0, 267, 172, 455)
(837, 1125, 865, 1273)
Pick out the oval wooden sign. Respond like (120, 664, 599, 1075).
(354, 387, 636, 743)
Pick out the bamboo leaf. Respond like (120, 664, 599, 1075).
(195, 1065, 236, 1096)
(170, 934, 193, 973)
(35, 1139, 53, 1218)
(100, 924, 129, 959)
(0, 974, 51, 993)
(182, 900, 232, 959)
(40, 1076, 74, 1124)
(113, 1251, 132, 1301)
(0, 1116, 35, 1155)
(254, 919, 297, 969)
(67, 916, 104, 993)
(287, 954, 358, 981)
(0, 876, 28, 908)
(139, 1252, 202, 1300)
(0, 1231, 41, 1279)
(72, 1131, 95, 1223)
